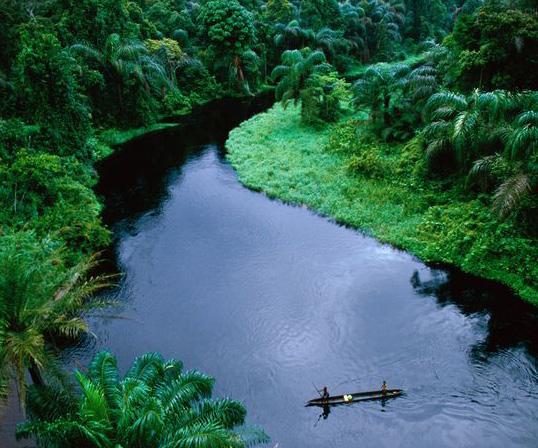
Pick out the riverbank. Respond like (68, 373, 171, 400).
(96, 89, 276, 157)
(226, 103, 538, 305)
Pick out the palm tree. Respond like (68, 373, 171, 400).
(470, 102, 538, 217)
(0, 232, 111, 409)
(271, 48, 327, 108)
(401, 64, 439, 103)
(229, 49, 261, 95)
(339, 0, 367, 59)
(352, 60, 438, 139)
(273, 20, 314, 50)
(422, 90, 510, 170)
(71, 34, 169, 114)
(145, 37, 198, 89)
(352, 63, 409, 126)
(423, 89, 537, 217)
(17, 351, 269, 448)
(362, 0, 406, 59)
(312, 27, 350, 63)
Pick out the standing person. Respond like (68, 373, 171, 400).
(381, 381, 388, 395)
(322, 386, 330, 401)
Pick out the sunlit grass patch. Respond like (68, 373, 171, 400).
(99, 123, 180, 147)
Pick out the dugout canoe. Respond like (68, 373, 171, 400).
(306, 389, 403, 406)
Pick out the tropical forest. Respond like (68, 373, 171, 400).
(0, 0, 537, 447)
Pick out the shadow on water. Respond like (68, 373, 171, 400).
(96, 94, 274, 228)
(411, 269, 538, 358)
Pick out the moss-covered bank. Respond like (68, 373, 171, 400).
(226, 104, 538, 305)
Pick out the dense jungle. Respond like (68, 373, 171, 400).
(0, 1, 537, 447)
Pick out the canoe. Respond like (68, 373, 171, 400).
(306, 389, 403, 406)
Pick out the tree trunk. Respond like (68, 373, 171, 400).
(28, 362, 45, 387)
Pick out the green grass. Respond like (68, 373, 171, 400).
(99, 123, 180, 147)
(226, 103, 538, 305)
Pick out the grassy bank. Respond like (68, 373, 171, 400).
(99, 123, 180, 148)
(226, 104, 538, 305)
(96, 89, 275, 154)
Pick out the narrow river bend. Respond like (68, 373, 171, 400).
(87, 98, 538, 448)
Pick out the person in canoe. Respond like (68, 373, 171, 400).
(322, 386, 330, 401)
(381, 381, 388, 395)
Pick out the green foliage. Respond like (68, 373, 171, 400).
(353, 63, 407, 125)
(271, 48, 343, 123)
(0, 232, 111, 408)
(198, 1, 257, 54)
(143, 0, 191, 37)
(265, 0, 295, 23)
(300, 0, 342, 30)
(0, 119, 40, 162)
(352, 60, 439, 139)
(347, 143, 398, 179)
(446, 4, 538, 90)
(403, 0, 451, 40)
(339, 0, 366, 60)
(0, 148, 110, 253)
(198, 0, 259, 92)
(300, 68, 351, 126)
(13, 26, 92, 157)
(274, 20, 314, 50)
(99, 123, 180, 147)
(17, 351, 269, 448)
(56, 0, 139, 48)
(421, 89, 537, 220)
(71, 33, 169, 126)
(361, 0, 407, 61)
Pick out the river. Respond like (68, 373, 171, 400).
(21, 97, 538, 447)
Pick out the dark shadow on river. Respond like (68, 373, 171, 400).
(24, 95, 538, 448)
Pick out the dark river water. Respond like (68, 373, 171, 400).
(60, 98, 538, 447)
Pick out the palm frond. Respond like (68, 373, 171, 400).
(75, 371, 111, 425)
(159, 370, 214, 414)
(88, 351, 121, 410)
(453, 110, 479, 143)
(509, 123, 538, 160)
(493, 173, 532, 217)
(187, 398, 246, 430)
(424, 92, 467, 120)
(25, 384, 75, 422)
(423, 121, 451, 139)
(125, 352, 165, 387)
(425, 138, 452, 162)
(70, 43, 102, 64)
(161, 421, 243, 448)
(467, 155, 499, 189)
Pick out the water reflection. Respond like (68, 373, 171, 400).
(411, 269, 538, 358)
(97, 95, 274, 228)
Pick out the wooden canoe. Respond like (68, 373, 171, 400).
(306, 389, 403, 406)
